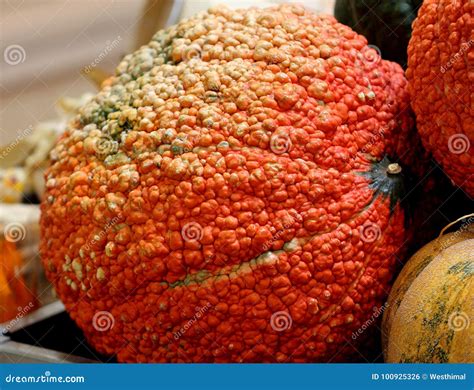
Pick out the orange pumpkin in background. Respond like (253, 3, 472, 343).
(0, 240, 37, 324)
(407, 0, 474, 196)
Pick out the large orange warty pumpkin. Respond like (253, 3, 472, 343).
(41, 5, 420, 362)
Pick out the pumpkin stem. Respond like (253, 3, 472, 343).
(386, 163, 402, 175)
(439, 213, 474, 237)
(358, 156, 406, 216)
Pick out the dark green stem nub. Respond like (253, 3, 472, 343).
(359, 156, 406, 215)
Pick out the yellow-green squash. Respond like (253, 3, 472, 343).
(382, 216, 474, 363)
